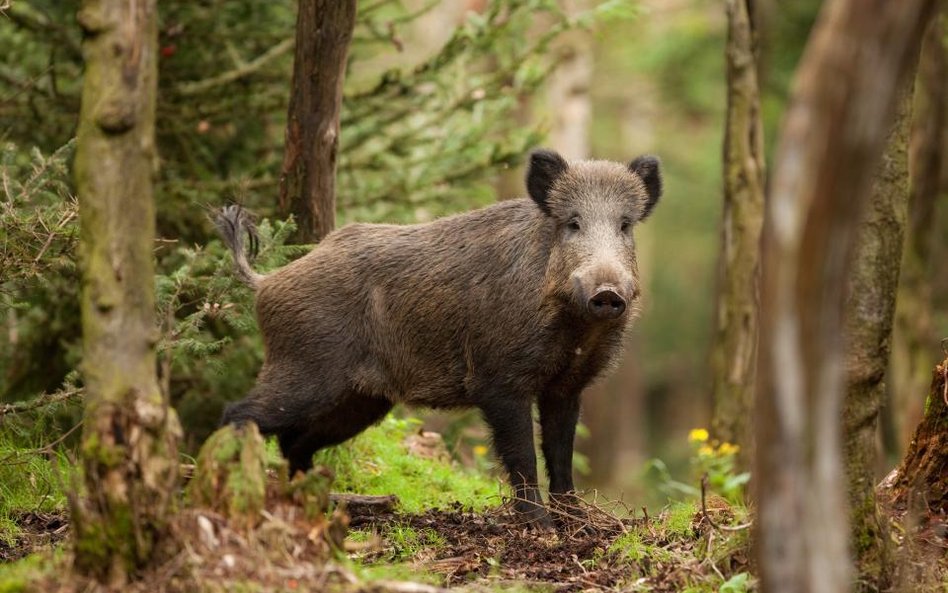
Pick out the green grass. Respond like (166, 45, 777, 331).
(313, 415, 503, 513)
(348, 559, 444, 585)
(0, 439, 69, 544)
(664, 500, 698, 539)
(608, 529, 649, 563)
(385, 524, 446, 561)
(0, 551, 61, 593)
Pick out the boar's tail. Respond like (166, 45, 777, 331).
(214, 205, 265, 289)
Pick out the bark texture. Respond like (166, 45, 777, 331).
(889, 355, 948, 515)
(842, 81, 914, 584)
(710, 0, 765, 459)
(891, 13, 947, 453)
(543, 0, 624, 485)
(72, 0, 180, 585)
(279, 0, 357, 244)
(754, 2, 935, 593)
(546, 0, 593, 161)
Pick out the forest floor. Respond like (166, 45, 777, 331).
(341, 497, 751, 592)
(0, 416, 944, 592)
(0, 511, 68, 563)
(0, 418, 754, 593)
(0, 493, 752, 593)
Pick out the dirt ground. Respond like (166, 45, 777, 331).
(6, 494, 945, 592)
(5, 495, 749, 593)
(346, 499, 750, 592)
(0, 511, 68, 563)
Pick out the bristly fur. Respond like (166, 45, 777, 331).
(218, 149, 663, 527)
(214, 204, 264, 288)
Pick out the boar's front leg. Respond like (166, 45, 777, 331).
(480, 398, 553, 529)
(539, 390, 583, 513)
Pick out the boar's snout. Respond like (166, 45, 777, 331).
(587, 287, 626, 320)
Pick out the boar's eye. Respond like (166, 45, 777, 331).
(567, 219, 581, 232)
(620, 219, 632, 233)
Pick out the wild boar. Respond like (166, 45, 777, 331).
(217, 149, 662, 527)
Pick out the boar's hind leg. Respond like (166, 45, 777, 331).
(220, 397, 293, 435)
(280, 392, 393, 476)
(539, 392, 582, 509)
(480, 399, 553, 529)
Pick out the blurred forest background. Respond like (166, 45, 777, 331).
(2, 0, 946, 510)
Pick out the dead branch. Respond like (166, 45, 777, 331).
(175, 38, 294, 97)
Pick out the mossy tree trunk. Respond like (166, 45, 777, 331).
(891, 12, 947, 454)
(753, 1, 935, 592)
(279, 0, 357, 244)
(72, 0, 180, 585)
(841, 79, 914, 586)
(888, 355, 948, 514)
(710, 0, 765, 462)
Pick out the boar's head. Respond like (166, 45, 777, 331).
(527, 149, 662, 322)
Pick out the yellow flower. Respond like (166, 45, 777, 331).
(718, 442, 740, 456)
(688, 428, 709, 443)
(698, 445, 714, 457)
(473, 445, 489, 457)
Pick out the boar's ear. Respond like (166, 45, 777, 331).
(526, 149, 569, 215)
(628, 155, 662, 220)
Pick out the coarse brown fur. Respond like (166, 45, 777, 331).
(218, 149, 662, 527)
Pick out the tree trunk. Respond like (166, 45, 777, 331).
(279, 0, 357, 244)
(887, 355, 948, 515)
(842, 79, 914, 586)
(546, 0, 593, 162)
(753, 1, 935, 592)
(72, 0, 180, 585)
(890, 13, 947, 455)
(710, 0, 765, 462)
(544, 0, 625, 484)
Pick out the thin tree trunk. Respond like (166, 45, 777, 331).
(72, 0, 180, 585)
(279, 0, 357, 244)
(710, 0, 765, 461)
(544, 0, 626, 484)
(842, 80, 914, 587)
(546, 0, 593, 162)
(891, 13, 947, 455)
(754, 2, 935, 593)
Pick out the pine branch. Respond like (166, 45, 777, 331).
(175, 37, 295, 97)
(0, 387, 84, 419)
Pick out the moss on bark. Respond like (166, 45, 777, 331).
(842, 77, 915, 589)
(188, 424, 269, 530)
(71, 0, 180, 585)
(710, 0, 765, 463)
(889, 357, 948, 514)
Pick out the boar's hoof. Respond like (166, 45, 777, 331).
(515, 501, 554, 530)
(588, 288, 626, 320)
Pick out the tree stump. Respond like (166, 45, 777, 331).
(887, 355, 948, 514)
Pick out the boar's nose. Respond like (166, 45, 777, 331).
(588, 288, 626, 320)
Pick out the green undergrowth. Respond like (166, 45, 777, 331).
(313, 415, 504, 513)
(0, 439, 69, 544)
(349, 559, 445, 586)
(605, 502, 752, 592)
(0, 551, 63, 593)
(384, 525, 447, 561)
